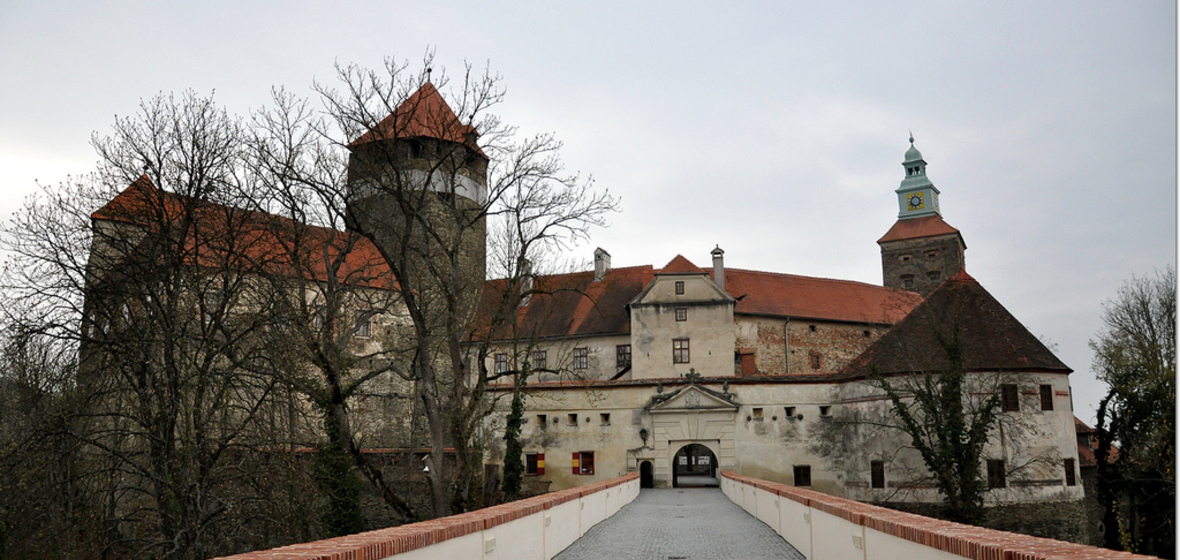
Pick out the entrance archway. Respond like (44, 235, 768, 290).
(672, 443, 718, 488)
(640, 460, 654, 488)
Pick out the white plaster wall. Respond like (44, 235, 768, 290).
(778, 497, 812, 559)
(805, 508, 866, 560)
(754, 487, 780, 535)
(579, 490, 607, 531)
(391, 530, 483, 560)
(543, 500, 581, 559)
(485, 514, 545, 560)
(863, 528, 966, 560)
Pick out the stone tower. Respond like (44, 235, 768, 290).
(345, 82, 488, 317)
(878, 137, 965, 296)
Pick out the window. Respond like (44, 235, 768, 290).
(675, 281, 684, 295)
(809, 353, 822, 370)
(568, 413, 579, 426)
(673, 338, 690, 364)
(532, 350, 547, 371)
(1064, 458, 1077, 486)
(354, 310, 372, 338)
(675, 307, 687, 321)
(987, 459, 1006, 489)
(616, 345, 631, 368)
(1039, 384, 1054, 411)
(494, 353, 508, 374)
(752, 407, 763, 420)
(819, 405, 831, 417)
(573, 347, 588, 370)
(901, 275, 915, 289)
(1001, 384, 1019, 411)
(808, 324, 817, 333)
(926, 250, 939, 258)
(536, 414, 547, 428)
(927, 270, 941, 282)
(793, 465, 811, 486)
(784, 406, 796, 418)
(600, 413, 610, 426)
(863, 330, 871, 338)
(871, 460, 885, 489)
(525, 453, 545, 476)
(573, 451, 595, 475)
(900, 254, 912, 262)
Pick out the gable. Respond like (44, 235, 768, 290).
(647, 384, 739, 412)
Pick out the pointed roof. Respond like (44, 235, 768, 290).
(348, 82, 485, 156)
(92, 175, 186, 224)
(841, 270, 1070, 376)
(659, 255, 706, 274)
(877, 215, 964, 245)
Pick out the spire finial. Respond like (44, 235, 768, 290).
(425, 67, 433, 83)
(909, 131, 914, 145)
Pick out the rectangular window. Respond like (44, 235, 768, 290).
(1039, 384, 1054, 411)
(987, 459, 1006, 489)
(600, 413, 610, 426)
(819, 405, 832, 417)
(675, 281, 684, 294)
(675, 307, 687, 321)
(568, 413, 579, 426)
(1001, 384, 1019, 411)
(927, 270, 942, 282)
(1064, 458, 1077, 486)
(573, 451, 594, 475)
(616, 345, 631, 368)
(809, 353, 822, 370)
(784, 406, 796, 418)
(525, 452, 545, 476)
(536, 414, 547, 428)
(494, 353, 508, 374)
(673, 338, 690, 363)
(354, 310, 372, 338)
(871, 460, 885, 489)
(573, 347, 588, 370)
(752, 407, 763, 420)
(793, 465, 811, 487)
(532, 350, 547, 371)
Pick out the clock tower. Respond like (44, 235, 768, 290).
(878, 137, 965, 296)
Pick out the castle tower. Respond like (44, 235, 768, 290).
(345, 82, 488, 314)
(878, 137, 965, 296)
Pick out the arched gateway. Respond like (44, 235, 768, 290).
(644, 382, 738, 488)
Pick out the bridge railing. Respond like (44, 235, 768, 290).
(720, 471, 1154, 560)
(217, 472, 640, 560)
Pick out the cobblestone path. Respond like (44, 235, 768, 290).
(553, 488, 805, 560)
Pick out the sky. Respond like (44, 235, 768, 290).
(0, 1, 1174, 425)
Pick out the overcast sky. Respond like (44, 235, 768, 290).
(0, 1, 1174, 425)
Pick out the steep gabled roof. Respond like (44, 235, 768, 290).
(92, 177, 396, 290)
(877, 215, 964, 245)
(841, 270, 1070, 376)
(722, 269, 920, 324)
(475, 265, 654, 340)
(659, 255, 706, 274)
(348, 82, 485, 156)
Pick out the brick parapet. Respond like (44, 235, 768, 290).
(721, 471, 1152, 560)
(216, 472, 638, 560)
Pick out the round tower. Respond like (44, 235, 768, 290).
(346, 82, 488, 315)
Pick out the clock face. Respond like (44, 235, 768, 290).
(907, 192, 925, 210)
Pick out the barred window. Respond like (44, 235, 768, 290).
(616, 345, 631, 368)
(793, 465, 811, 486)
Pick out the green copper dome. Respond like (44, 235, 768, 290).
(903, 135, 924, 164)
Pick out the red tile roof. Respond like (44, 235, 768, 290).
(659, 254, 706, 274)
(348, 82, 485, 156)
(841, 270, 1071, 376)
(1075, 417, 1119, 467)
(92, 177, 396, 289)
(477, 260, 922, 340)
(877, 215, 964, 245)
(722, 269, 921, 324)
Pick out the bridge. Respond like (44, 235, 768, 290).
(219, 472, 1153, 560)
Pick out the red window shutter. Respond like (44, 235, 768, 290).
(537, 453, 545, 475)
(572, 452, 580, 475)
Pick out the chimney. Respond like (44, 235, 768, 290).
(593, 247, 611, 282)
(711, 246, 725, 291)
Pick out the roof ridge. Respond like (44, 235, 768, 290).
(725, 267, 910, 290)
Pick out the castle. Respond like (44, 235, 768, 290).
(87, 83, 1084, 517)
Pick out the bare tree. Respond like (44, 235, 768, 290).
(2, 92, 313, 559)
(1091, 266, 1175, 557)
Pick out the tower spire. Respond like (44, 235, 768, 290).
(895, 135, 941, 219)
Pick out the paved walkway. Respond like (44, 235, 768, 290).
(553, 488, 805, 560)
